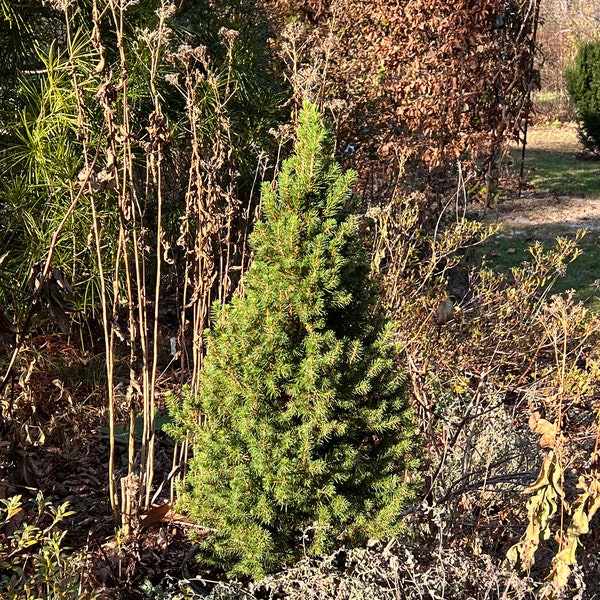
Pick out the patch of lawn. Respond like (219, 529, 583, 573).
(487, 124, 600, 311)
(509, 124, 600, 199)
(515, 148, 600, 198)
(474, 226, 600, 312)
(534, 91, 569, 105)
(531, 91, 575, 123)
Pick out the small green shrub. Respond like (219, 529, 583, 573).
(168, 102, 419, 579)
(0, 493, 97, 599)
(566, 39, 600, 154)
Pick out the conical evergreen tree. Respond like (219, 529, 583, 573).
(566, 39, 600, 154)
(170, 102, 419, 579)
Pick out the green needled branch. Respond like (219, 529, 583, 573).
(0, 146, 101, 395)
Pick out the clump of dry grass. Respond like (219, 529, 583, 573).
(194, 541, 546, 600)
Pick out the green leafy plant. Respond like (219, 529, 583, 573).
(0, 493, 97, 599)
(566, 38, 600, 154)
(168, 102, 419, 579)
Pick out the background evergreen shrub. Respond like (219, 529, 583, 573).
(169, 102, 419, 579)
(566, 38, 600, 153)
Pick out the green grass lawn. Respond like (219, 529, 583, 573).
(517, 147, 600, 198)
(475, 226, 600, 311)
(479, 124, 600, 311)
(509, 124, 600, 198)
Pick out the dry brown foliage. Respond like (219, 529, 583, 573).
(262, 0, 540, 204)
(369, 188, 600, 595)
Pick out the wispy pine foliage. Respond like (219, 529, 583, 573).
(169, 102, 419, 579)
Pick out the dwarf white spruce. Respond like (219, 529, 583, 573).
(169, 102, 419, 579)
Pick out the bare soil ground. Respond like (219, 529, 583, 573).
(481, 193, 600, 231)
(475, 124, 600, 233)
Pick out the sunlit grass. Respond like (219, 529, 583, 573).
(475, 225, 600, 312)
(509, 124, 600, 199)
(517, 148, 600, 198)
(481, 124, 600, 312)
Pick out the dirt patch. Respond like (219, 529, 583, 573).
(524, 123, 581, 154)
(476, 123, 600, 234)
(473, 194, 600, 233)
